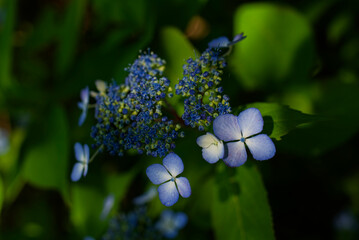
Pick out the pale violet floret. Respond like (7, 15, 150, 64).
(208, 33, 246, 48)
(100, 194, 115, 220)
(196, 132, 224, 164)
(133, 186, 158, 205)
(78, 86, 89, 126)
(156, 210, 188, 239)
(90, 80, 107, 97)
(212, 108, 276, 167)
(146, 153, 191, 207)
(71, 142, 90, 181)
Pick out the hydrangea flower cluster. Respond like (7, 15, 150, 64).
(175, 47, 231, 131)
(100, 206, 188, 240)
(101, 207, 160, 240)
(90, 51, 184, 157)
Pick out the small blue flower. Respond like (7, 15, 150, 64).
(133, 186, 158, 205)
(78, 86, 89, 126)
(83, 237, 95, 240)
(156, 210, 188, 239)
(198, 108, 276, 167)
(146, 153, 191, 207)
(100, 194, 115, 220)
(0, 128, 9, 156)
(208, 33, 246, 48)
(71, 143, 90, 181)
(196, 132, 224, 164)
(333, 210, 358, 231)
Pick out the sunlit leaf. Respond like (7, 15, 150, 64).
(278, 81, 359, 156)
(160, 26, 198, 112)
(160, 27, 197, 85)
(240, 102, 319, 140)
(212, 163, 275, 240)
(232, 3, 315, 90)
(70, 185, 105, 237)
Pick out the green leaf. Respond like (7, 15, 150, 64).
(212, 163, 275, 240)
(0, 176, 3, 213)
(278, 81, 359, 156)
(0, 128, 26, 174)
(232, 3, 315, 90)
(0, 0, 16, 89)
(240, 102, 318, 140)
(55, 0, 87, 76)
(159, 27, 198, 113)
(105, 171, 135, 201)
(160, 26, 198, 87)
(70, 185, 105, 237)
(22, 106, 69, 200)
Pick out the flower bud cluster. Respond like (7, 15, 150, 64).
(90, 51, 184, 157)
(175, 48, 231, 131)
(102, 207, 161, 240)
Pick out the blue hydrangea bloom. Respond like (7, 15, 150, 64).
(71, 142, 90, 181)
(78, 86, 89, 126)
(156, 210, 188, 239)
(91, 51, 184, 157)
(146, 153, 191, 207)
(133, 186, 158, 205)
(198, 108, 276, 167)
(208, 33, 246, 48)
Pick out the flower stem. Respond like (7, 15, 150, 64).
(89, 145, 103, 163)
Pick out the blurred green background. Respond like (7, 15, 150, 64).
(1, 0, 359, 239)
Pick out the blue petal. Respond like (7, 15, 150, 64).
(174, 212, 188, 229)
(163, 153, 183, 177)
(100, 194, 115, 220)
(71, 163, 84, 182)
(81, 86, 89, 104)
(84, 144, 90, 163)
(208, 36, 230, 48)
(146, 164, 171, 185)
(246, 134, 276, 160)
(223, 141, 247, 167)
(158, 181, 179, 207)
(230, 33, 246, 45)
(82, 164, 88, 176)
(202, 142, 224, 164)
(213, 114, 242, 141)
(133, 186, 157, 205)
(78, 111, 87, 126)
(237, 108, 263, 138)
(175, 177, 191, 198)
(77, 102, 84, 110)
(74, 142, 83, 161)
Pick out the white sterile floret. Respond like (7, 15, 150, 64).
(196, 132, 224, 164)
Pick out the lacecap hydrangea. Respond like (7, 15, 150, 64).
(175, 44, 233, 131)
(90, 51, 184, 157)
